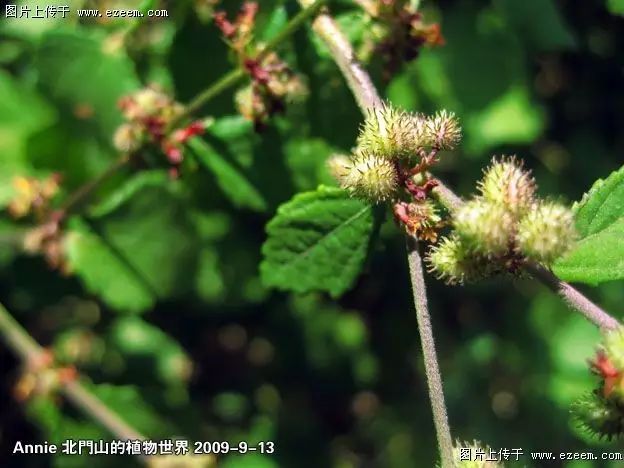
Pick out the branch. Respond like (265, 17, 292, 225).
(302, 3, 620, 332)
(406, 237, 455, 468)
(301, 0, 382, 111)
(173, 0, 328, 128)
(301, 7, 455, 460)
(524, 262, 619, 331)
(429, 177, 463, 213)
(0, 302, 146, 444)
(63, 381, 145, 442)
(170, 68, 246, 131)
(58, 0, 328, 220)
(57, 153, 131, 220)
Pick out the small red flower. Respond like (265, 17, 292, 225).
(591, 351, 621, 397)
(172, 121, 205, 144)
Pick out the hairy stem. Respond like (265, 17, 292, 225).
(525, 262, 619, 331)
(429, 177, 463, 213)
(301, 1, 382, 111)
(0, 302, 43, 364)
(305, 3, 454, 461)
(303, 4, 619, 331)
(406, 237, 455, 468)
(0, 302, 146, 444)
(63, 381, 145, 442)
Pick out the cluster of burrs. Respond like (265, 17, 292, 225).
(114, 85, 205, 175)
(328, 103, 461, 241)
(572, 327, 624, 440)
(214, 2, 308, 129)
(427, 157, 577, 284)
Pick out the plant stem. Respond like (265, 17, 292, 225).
(430, 177, 463, 213)
(58, 0, 327, 220)
(406, 237, 455, 468)
(524, 262, 619, 331)
(172, 68, 247, 129)
(257, 0, 328, 61)
(63, 381, 145, 442)
(302, 3, 382, 111)
(0, 302, 146, 444)
(303, 4, 620, 332)
(58, 153, 131, 220)
(0, 302, 43, 364)
(305, 4, 454, 462)
(174, 0, 328, 127)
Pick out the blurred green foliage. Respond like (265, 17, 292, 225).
(0, 0, 623, 467)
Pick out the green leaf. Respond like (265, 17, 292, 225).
(607, 0, 624, 16)
(26, 120, 118, 189)
(64, 184, 199, 313)
(260, 5, 288, 42)
(285, 138, 339, 191)
(465, 86, 545, 153)
(290, 295, 375, 378)
(498, 0, 577, 51)
(26, 383, 167, 467)
(553, 219, 624, 285)
(571, 165, 624, 237)
(261, 186, 377, 297)
(88, 171, 170, 218)
(554, 165, 624, 284)
(108, 316, 193, 385)
(0, 0, 69, 40)
(35, 28, 139, 136)
(195, 247, 226, 303)
(87, 383, 168, 436)
(0, 70, 55, 207)
(187, 137, 267, 212)
(221, 454, 278, 468)
(0, 219, 22, 267)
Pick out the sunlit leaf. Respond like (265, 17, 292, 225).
(261, 186, 378, 297)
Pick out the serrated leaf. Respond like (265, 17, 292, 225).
(260, 186, 377, 297)
(554, 165, 624, 284)
(572, 165, 624, 237)
(187, 137, 267, 212)
(554, 219, 624, 285)
(64, 185, 199, 313)
(35, 28, 139, 136)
